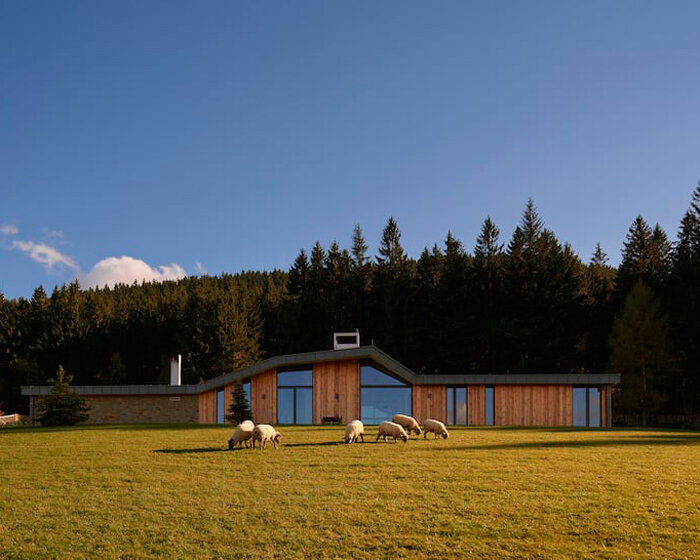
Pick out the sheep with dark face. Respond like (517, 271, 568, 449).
(423, 419, 449, 439)
(376, 421, 408, 443)
(344, 420, 364, 444)
(251, 424, 281, 449)
(228, 420, 255, 450)
(392, 414, 421, 436)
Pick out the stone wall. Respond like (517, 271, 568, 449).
(81, 395, 199, 424)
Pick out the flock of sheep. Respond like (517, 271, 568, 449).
(227, 413, 449, 450)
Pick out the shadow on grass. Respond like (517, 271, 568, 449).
(154, 447, 229, 454)
(432, 433, 700, 452)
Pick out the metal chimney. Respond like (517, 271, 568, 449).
(170, 354, 182, 386)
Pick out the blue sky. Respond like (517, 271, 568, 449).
(1, 1, 699, 300)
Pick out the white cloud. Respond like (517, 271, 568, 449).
(12, 240, 79, 271)
(81, 256, 187, 289)
(1, 224, 19, 236)
(42, 228, 64, 239)
(195, 261, 207, 275)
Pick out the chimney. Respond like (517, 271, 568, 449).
(333, 330, 360, 350)
(170, 355, 182, 386)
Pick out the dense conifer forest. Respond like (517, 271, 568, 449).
(2, 187, 699, 422)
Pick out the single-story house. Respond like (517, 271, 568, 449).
(22, 334, 620, 427)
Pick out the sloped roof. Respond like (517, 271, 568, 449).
(21, 345, 621, 396)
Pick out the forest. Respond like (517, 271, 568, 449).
(1, 186, 699, 424)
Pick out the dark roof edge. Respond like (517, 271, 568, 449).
(21, 346, 621, 396)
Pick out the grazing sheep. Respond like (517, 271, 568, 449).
(423, 418, 449, 439)
(251, 424, 282, 449)
(376, 421, 408, 443)
(344, 420, 365, 444)
(228, 420, 255, 450)
(392, 413, 422, 436)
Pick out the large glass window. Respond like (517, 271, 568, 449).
(573, 387, 587, 426)
(360, 365, 411, 424)
(446, 387, 468, 425)
(216, 389, 225, 424)
(242, 379, 251, 410)
(277, 369, 313, 425)
(573, 387, 602, 427)
(484, 386, 494, 425)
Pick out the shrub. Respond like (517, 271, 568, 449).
(37, 366, 90, 426)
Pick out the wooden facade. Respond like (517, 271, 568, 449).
(468, 386, 485, 425)
(412, 385, 446, 424)
(198, 389, 217, 424)
(494, 384, 572, 426)
(250, 369, 277, 425)
(312, 360, 360, 424)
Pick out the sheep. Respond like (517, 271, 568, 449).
(344, 420, 365, 444)
(423, 418, 449, 439)
(376, 421, 408, 443)
(228, 420, 255, 450)
(251, 424, 282, 449)
(392, 413, 422, 436)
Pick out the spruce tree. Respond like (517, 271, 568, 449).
(37, 365, 90, 426)
(226, 382, 252, 424)
(609, 281, 675, 426)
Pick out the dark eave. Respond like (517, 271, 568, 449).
(21, 345, 621, 396)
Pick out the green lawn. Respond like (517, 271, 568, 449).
(1, 425, 698, 559)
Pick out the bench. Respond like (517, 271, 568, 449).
(321, 416, 343, 425)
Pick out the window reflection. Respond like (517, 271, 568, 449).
(446, 386, 467, 425)
(277, 370, 313, 424)
(278, 369, 312, 387)
(361, 388, 412, 424)
(573, 387, 588, 427)
(296, 388, 313, 425)
(278, 388, 295, 425)
(361, 366, 407, 386)
(485, 386, 494, 425)
(588, 387, 601, 427)
(217, 389, 225, 424)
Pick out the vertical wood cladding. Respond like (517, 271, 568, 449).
(600, 386, 607, 427)
(412, 385, 446, 424)
(251, 369, 277, 425)
(494, 385, 572, 426)
(468, 386, 485, 425)
(198, 390, 216, 424)
(313, 360, 360, 424)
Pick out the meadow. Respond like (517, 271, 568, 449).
(0, 425, 698, 559)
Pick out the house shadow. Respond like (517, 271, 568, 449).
(429, 433, 700, 452)
(154, 447, 229, 454)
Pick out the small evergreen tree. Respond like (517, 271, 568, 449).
(225, 382, 252, 424)
(37, 365, 90, 426)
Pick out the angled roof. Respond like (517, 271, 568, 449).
(21, 345, 621, 396)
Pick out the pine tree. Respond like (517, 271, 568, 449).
(669, 183, 700, 413)
(226, 382, 252, 424)
(608, 281, 675, 426)
(37, 365, 90, 426)
(351, 224, 369, 268)
(474, 217, 505, 371)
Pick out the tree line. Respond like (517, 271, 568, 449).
(1, 186, 699, 423)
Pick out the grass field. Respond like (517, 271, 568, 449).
(1, 425, 698, 559)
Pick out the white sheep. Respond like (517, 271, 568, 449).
(392, 413, 422, 436)
(251, 424, 282, 449)
(344, 420, 365, 444)
(423, 418, 449, 439)
(376, 421, 408, 443)
(228, 420, 255, 450)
